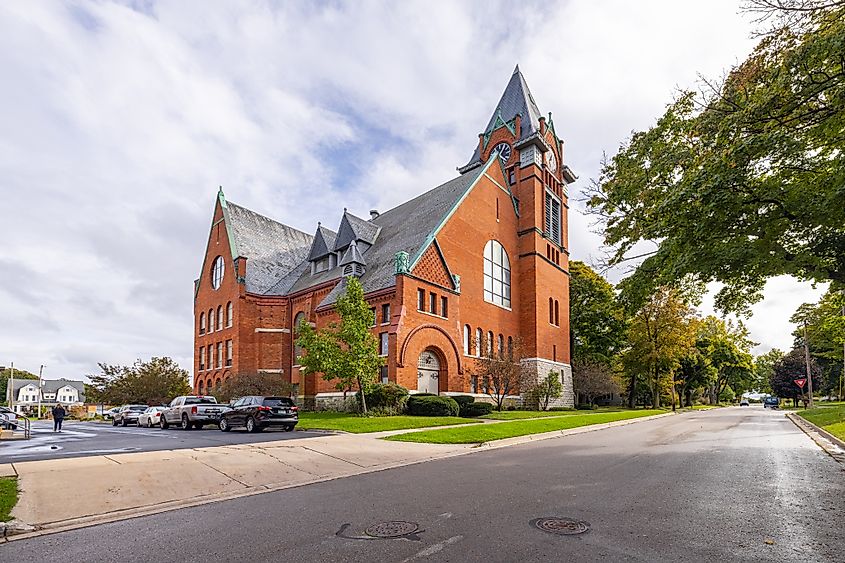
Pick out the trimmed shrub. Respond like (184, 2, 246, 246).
(407, 395, 460, 417)
(576, 404, 597, 410)
(460, 402, 494, 417)
(452, 395, 475, 408)
(548, 406, 576, 412)
(358, 383, 409, 412)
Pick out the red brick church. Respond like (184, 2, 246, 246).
(193, 66, 576, 408)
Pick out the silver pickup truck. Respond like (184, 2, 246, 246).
(160, 395, 229, 430)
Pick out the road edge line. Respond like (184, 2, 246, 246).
(786, 412, 845, 464)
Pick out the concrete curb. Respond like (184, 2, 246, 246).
(476, 411, 677, 449)
(786, 412, 845, 464)
(2, 410, 678, 542)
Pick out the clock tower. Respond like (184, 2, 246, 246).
(459, 65, 576, 406)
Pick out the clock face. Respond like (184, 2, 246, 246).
(491, 142, 512, 163)
(546, 151, 558, 173)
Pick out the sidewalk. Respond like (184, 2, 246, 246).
(3, 410, 673, 539)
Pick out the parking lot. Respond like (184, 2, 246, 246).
(0, 420, 325, 463)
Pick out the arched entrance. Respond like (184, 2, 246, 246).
(417, 349, 441, 394)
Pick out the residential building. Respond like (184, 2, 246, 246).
(7, 378, 86, 414)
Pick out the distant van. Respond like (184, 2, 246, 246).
(763, 397, 779, 409)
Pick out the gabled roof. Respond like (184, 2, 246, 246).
(460, 65, 545, 172)
(333, 211, 380, 252)
(224, 200, 314, 294)
(307, 225, 338, 261)
(317, 162, 490, 307)
(10, 378, 86, 401)
(339, 239, 366, 267)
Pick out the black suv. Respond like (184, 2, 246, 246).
(219, 396, 298, 433)
(763, 397, 780, 409)
(113, 404, 148, 426)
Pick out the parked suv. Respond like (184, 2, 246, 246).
(113, 404, 148, 426)
(161, 395, 228, 430)
(763, 397, 780, 409)
(219, 396, 298, 433)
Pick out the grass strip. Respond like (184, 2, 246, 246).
(297, 412, 479, 433)
(798, 405, 845, 441)
(0, 477, 18, 522)
(386, 409, 664, 444)
(481, 407, 638, 420)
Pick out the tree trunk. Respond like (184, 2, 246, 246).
(357, 376, 367, 414)
(627, 372, 637, 409)
(652, 366, 660, 409)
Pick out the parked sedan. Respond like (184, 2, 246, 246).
(102, 407, 121, 421)
(138, 406, 167, 428)
(0, 406, 20, 430)
(219, 396, 298, 433)
(113, 404, 148, 426)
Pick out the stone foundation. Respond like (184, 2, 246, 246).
(521, 358, 574, 409)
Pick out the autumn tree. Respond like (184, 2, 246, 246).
(473, 334, 532, 411)
(86, 357, 191, 405)
(296, 277, 384, 414)
(587, 1, 845, 313)
(622, 287, 698, 408)
(572, 360, 620, 407)
(532, 370, 563, 411)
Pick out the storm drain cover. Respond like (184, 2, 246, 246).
(365, 521, 420, 538)
(531, 517, 590, 536)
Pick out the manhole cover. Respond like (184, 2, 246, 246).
(365, 521, 420, 538)
(531, 517, 590, 536)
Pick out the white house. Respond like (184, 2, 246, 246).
(6, 378, 86, 414)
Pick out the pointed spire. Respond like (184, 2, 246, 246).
(513, 63, 520, 75)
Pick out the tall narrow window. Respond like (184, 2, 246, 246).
(211, 256, 225, 289)
(380, 365, 388, 384)
(379, 332, 389, 356)
(199, 347, 205, 371)
(198, 380, 204, 394)
(226, 302, 233, 328)
(553, 344, 557, 362)
(554, 300, 560, 327)
(429, 292, 437, 314)
(226, 340, 232, 367)
(217, 306, 223, 330)
(507, 336, 513, 359)
(483, 240, 511, 308)
(549, 297, 555, 324)
(216, 342, 222, 368)
(417, 288, 425, 311)
(487, 331, 494, 357)
(199, 312, 206, 335)
(545, 191, 561, 245)
(440, 296, 448, 318)
(381, 303, 390, 324)
(208, 345, 213, 369)
(471, 376, 478, 393)
(463, 325, 470, 355)
(208, 308, 214, 332)
(370, 307, 377, 327)
(475, 328, 482, 357)
(293, 312, 305, 364)
(497, 334, 504, 358)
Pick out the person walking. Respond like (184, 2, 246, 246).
(52, 403, 66, 432)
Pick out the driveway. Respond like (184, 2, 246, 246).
(0, 420, 323, 462)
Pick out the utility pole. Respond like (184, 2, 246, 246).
(38, 364, 44, 419)
(802, 322, 814, 409)
(9, 362, 14, 413)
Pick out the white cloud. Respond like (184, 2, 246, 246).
(0, 0, 817, 379)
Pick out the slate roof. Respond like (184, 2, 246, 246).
(9, 378, 86, 402)
(460, 65, 545, 172)
(307, 225, 337, 261)
(339, 239, 366, 267)
(333, 211, 380, 252)
(225, 201, 314, 294)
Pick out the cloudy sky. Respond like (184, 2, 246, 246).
(0, 0, 826, 380)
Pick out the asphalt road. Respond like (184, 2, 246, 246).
(0, 420, 323, 462)
(4, 407, 844, 562)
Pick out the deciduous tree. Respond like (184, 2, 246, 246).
(86, 357, 191, 405)
(572, 360, 619, 407)
(472, 334, 532, 411)
(569, 261, 627, 364)
(296, 277, 384, 414)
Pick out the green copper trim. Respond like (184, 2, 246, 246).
(409, 156, 499, 270)
(217, 187, 240, 262)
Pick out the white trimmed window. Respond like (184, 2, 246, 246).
(475, 328, 482, 357)
(217, 306, 224, 330)
(226, 340, 232, 367)
(226, 302, 233, 327)
(199, 312, 206, 335)
(293, 312, 305, 364)
(483, 240, 511, 308)
(463, 325, 470, 355)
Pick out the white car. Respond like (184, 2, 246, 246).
(138, 406, 167, 428)
(0, 406, 20, 430)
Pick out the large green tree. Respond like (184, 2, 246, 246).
(770, 348, 822, 406)
(569, 261, 627, 364)
(296, 277, 384, 414)
(753, 348, 785, 394)
(790, 290, 845, 396)
(698, 317, 756, 404)
(587, 1, 845, 312)
(86, 357, 191, 406)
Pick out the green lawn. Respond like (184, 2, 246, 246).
(798, 405, 845, 441)
(386, 409, 664, 444)
(481, 407, 635, 420)
(297, 412, 479, 433)
(0, 477, 18, 522)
